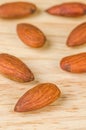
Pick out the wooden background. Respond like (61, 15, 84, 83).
(0, 0, 86, 130)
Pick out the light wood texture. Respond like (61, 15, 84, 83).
(0, 0, 86, 130)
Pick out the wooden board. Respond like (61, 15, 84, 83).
(0, 0, 86, 130)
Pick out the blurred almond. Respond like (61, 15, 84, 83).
(14, 83, 61, 112)
(0, 2, 37, 19)
(60, 53, 86, 73)
(0, 53, 34, 82)
(17, 23, 46, 48)
(67, 22, 86, 47)
(46, 2, 86, 17)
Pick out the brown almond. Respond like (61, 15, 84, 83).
(46, 2, 86, 17)
(0, 2, 37, 19)
(60, 52, 86, 73)
(0, 53, 34, 82)
(14, 83, 61, 112)
(67, 22, 86, 47)
(17, 23, 46, 48)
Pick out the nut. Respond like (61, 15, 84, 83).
(14, 83, 61, 112)
(0, 2, 37, 19)
(0, 53, 34, 82)
(17, 23, 46, 48)
(67, 22, 86, 47)
(46, 2, 86, 17)
(60, 52, 86, 73)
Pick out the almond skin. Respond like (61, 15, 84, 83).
(60, 53, 86, 73)
(17, 23, 46, 48)
(67, 22, 86, 47)
(14, 83, 61, 112)
(46, 2, 86, 17)
(0, 53, 34, 82)
(0, 2, 37, 19)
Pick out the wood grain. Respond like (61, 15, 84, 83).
(0, 0, 86, 130)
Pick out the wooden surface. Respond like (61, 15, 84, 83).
(0, 0, 86, 130)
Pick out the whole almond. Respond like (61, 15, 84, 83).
(46, 2, 86, 17)
(17, 23, 46, 48)
(67, 22, 86, 47)
(0, 53, 34, 82)
(60, 53, 86, 73)
(14, 83, 61, 112)
(0, 2, 37, 19)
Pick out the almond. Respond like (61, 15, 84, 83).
(67, 22, 86, 47)
(0, 53, 34, 82)
(60, 52, 86, 73)
(0, 2, 37, 19)
(14, 83, 61, 112)
(46, 2, 86, 17)
(17, 23, 46, 48)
